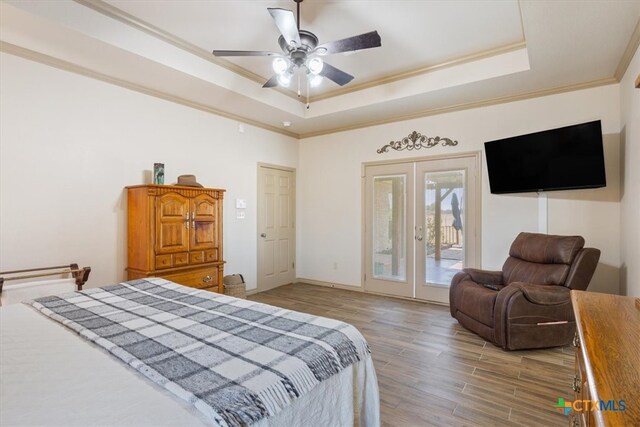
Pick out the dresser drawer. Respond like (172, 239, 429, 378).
(174, 252, 189, 267)
(190, 251, 205, 264)
(204, 249, 218, 262)
(155, 252, 190, 269)
(155, 254, 173, 269)
(161, 266, 218, 290)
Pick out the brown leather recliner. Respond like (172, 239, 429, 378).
(449, 232, 600, 350)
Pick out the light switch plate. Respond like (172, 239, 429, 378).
(236, 198, 247, 209)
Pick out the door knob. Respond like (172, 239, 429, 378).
(260, 233, 267, 238)
(416, 235, 423, 241)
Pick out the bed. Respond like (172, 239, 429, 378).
(0, 278, 379, 426)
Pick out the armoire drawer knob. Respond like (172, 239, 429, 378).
(202, 275, 212, 283)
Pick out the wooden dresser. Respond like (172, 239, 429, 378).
(571, 291, 640, 426)
(126, 184, 225, 293)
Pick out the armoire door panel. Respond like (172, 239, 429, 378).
(190, 195, 217, 251)
(156, 193, 190, 254)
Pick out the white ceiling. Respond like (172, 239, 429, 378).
(1, 0, 639, 137)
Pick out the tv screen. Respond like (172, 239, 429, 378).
(484, 120, 606, 194)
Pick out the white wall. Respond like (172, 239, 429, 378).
(0, 53, 298, 290)
(620, 45, 640, 297)
(0, 52, 629, 297)
(298, 85, 622, 294)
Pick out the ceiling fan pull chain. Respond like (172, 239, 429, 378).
(306, 77, 310, 110)
(298, 72, 301, 97)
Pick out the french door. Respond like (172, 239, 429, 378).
(364, 154, 480, 304)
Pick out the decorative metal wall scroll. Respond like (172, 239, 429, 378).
(377, 131, 458, 154)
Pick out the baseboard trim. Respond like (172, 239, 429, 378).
(295, 278, 363, 292)
(364, 289, 450, 307)
(245, 288, 259, 296)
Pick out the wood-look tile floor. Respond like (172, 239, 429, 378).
(249, 283, 574, 427)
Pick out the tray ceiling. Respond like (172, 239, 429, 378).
(1, 0, 638, 137)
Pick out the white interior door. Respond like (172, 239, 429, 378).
(257, 165, 295, 291)
(364, 163, 414, 298)
(364, 154, 479, 303)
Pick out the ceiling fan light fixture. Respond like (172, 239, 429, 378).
(277, 71, 293, 87)
(272, 57, 289, 74)
(308, 74, 323, 88)
(307, 57, 324, 74)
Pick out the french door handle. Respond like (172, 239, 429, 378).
(416, 235, 423, 241)
(260, 233, 267, 238)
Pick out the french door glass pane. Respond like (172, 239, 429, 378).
(424, 170, 465, 285)
(373, 175, 406, 281)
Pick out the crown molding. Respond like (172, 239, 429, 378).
(2, 38, 617, 142)
(299, 77, 617, 139)
(72, 0, 300, 101)
(0, 41, 298, 139)
(615, 18, 640, 81)
(73, 0, 529, 106)
(309, 41, 527, 102)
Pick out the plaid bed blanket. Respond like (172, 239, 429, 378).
(28, 278, 371, 427)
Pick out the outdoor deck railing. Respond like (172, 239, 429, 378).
(441, 225, 460, 245)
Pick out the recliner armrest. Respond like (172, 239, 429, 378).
(462, 268, 503, 285)
(507, 282, 571, 305)
(493, 282, 574, 349)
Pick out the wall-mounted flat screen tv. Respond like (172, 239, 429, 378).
(484, 120, 606, 194)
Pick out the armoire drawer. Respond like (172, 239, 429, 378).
(161, 267, 218, 290)
(155, 252, 189, 269)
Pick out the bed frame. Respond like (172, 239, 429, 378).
(0, 264, 91, 294)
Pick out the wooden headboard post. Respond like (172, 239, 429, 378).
(70, 264, 92, 290)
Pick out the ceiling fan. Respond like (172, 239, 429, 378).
(212, 0, 382, 91)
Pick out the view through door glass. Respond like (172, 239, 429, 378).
(415, 155, 478, 303)
(372, 175, 406, 281)
(424, 170, 465, 285)
(364, 162, 414, 298)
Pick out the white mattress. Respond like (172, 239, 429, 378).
(0, 303, 379, 427)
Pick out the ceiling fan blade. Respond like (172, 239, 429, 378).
(319, 62, 354, 86)
(212, 50, 279, 57)
(262, 75, 279, 88)
(315, 31, 382, 55)
(268, 8, 301, 48)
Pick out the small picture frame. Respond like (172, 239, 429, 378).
(153, 163, 165, 185)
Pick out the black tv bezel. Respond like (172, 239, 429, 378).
(484, 120, 606, 195)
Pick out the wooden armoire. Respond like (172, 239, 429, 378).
(126, 184, 225, 293)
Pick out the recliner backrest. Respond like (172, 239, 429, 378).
(502, 232, 585, 286)
(564, 248, 601, 290)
